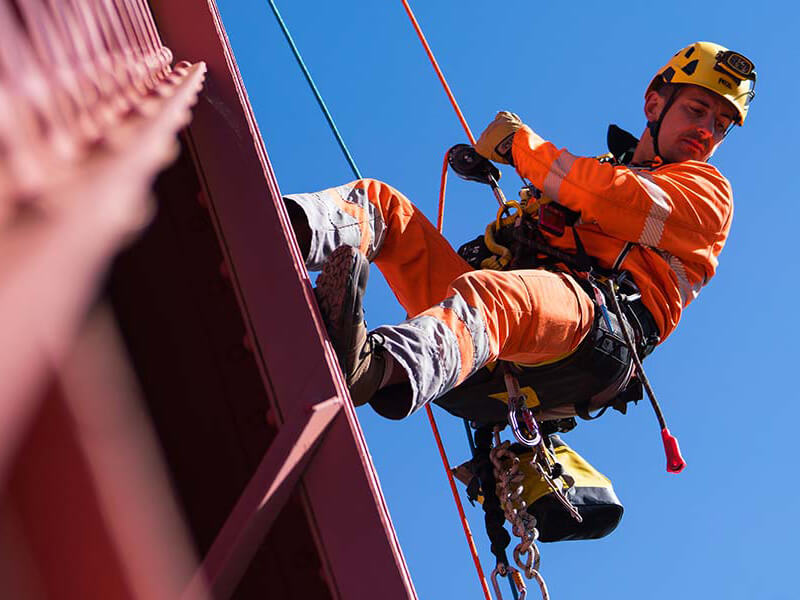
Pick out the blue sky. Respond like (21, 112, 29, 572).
(216, 2, 797, 598)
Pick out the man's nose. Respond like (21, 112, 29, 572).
(696, 113, 716, 138)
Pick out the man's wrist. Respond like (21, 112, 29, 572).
(495, 132, 516, 166)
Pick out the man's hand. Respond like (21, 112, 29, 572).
(474, 111, 525, 165)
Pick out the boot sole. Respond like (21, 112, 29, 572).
(314, 246, 369, 370)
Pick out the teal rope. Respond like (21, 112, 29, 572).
(266, 0, 362, 179)
(270, 8, 518, 594)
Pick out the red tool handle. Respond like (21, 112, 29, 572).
(661, 428, 686, 473)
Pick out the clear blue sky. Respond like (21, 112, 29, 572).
(216, 2, 797, 598)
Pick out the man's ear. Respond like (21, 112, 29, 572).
(644, 90, 663, 122)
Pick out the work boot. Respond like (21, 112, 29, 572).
(314, 246, 386, 406)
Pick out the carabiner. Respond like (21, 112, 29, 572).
(488, 173, 511, 212)
(491, 564, 527, 600)
(504, 370, 541, 447)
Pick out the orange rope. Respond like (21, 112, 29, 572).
(401, 3, 492, 597)
(423, 404, 492, 600)
(422, 160, 491, 600)
(400, 0, 476, 146)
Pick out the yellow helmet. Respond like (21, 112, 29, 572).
(646, 41, 756, 126)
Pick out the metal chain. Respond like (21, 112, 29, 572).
(490, 429, 549, 600)
(486, 367, 589, 599)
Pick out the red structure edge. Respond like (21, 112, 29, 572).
(149, 1, 418, 598)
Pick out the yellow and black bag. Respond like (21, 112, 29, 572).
(454, 435, 623, 542)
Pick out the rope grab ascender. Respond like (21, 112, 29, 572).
(268, 0, 686, 598)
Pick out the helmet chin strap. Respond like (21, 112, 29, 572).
(646, 86, 679, 163)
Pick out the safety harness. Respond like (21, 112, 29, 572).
(435, 125, 661, 431)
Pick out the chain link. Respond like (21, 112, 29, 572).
(490, 430, 541, 575)
(490, 563, 528, 600)
(490, 430, 551, 600)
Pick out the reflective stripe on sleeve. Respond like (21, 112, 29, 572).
(635, 172, 672, 246)
(542, 151, 578, 201)
(667, 254, 703, 307)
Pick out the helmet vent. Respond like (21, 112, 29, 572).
(681, 59, 699, 76)
(684, 46, 696, 58)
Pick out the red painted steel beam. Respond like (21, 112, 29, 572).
(2, 307, 208, 600)
(1, 2, 214, 598)
(60, 307, 208, 600)
(149, 1, 417, 598)
(0, 62, 207, 479)
(185, 397, 343, 599)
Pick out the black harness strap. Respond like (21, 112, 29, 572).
(575, 403, 610, 421)
(612, 242, 634, 271)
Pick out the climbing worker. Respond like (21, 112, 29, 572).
(284, 41, 755, 420)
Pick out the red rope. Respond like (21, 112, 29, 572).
(426, 155, 491, 595)
(423, 405, 492, 600)
(400, 4, 492, 596)
(423, 153, 491, 600)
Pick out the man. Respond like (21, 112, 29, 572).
(285, 41, 755, 420)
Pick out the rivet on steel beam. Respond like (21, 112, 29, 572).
(161, 48, 176, 69)
(242, 333, 254, 353)
(174, 61, 192, 76)
(265, 407, 278, 428)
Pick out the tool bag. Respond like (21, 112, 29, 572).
(454, 435, 624, 542)
(526, 436, 623, 541)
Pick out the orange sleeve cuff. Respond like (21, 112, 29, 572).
(511, 126, 559, 187)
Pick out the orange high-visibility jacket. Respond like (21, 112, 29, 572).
(512, 127, 733, 341)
